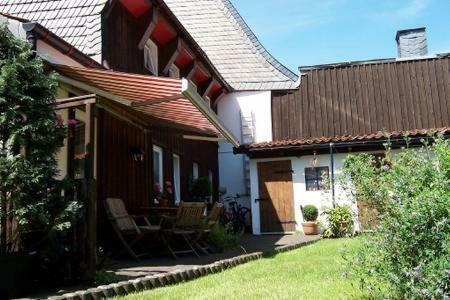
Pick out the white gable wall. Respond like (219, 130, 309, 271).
(217, 91, 272, 206)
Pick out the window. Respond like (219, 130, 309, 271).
(173, 154, 181, 205)
(305, 167, 329, 191)
(153, 145, 163, 187)
(192, 162, 199, 180)
(144, 39, 158, 75)
(168, 64, 180, 78)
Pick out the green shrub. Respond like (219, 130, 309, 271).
(302, 205, 318, 221)
(190, 176, 212, 200)
(322, 206, 353, 238)
(342, 137, 450, 299)
(207, 224, 242, 252)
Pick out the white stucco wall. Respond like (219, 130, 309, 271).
(217, 91, 272, 206)
(36, 40, 84, 67)
(248, 152, 379, 235)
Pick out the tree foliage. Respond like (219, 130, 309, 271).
(341, 136, 450, 299)
(0, 24, 78, 254)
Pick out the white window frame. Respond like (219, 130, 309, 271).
(144, 39, 158, 75)
(153, 145, 163, 187)
(173, 154, 181, 205)
(192, 162, 199, 180)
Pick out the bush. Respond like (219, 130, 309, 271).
(342, 137, 450, 299)
(322, 206, 353, 238)
(302, 205, 318, 221)
(207, 224, 242, 252)
(190, 176, 212, 200)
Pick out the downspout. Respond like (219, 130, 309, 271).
(329, 143, 336, 207)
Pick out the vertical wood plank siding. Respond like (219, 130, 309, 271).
(102, 2, 151, 75)
(272, 57, 450, 140)
(97, 110, 219, 210)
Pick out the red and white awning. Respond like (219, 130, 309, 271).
(53, 64, 239, 146)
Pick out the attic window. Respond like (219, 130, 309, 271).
(144, 39, 158, 75)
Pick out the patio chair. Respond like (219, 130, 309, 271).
(105, 198, 162, 260)
(161, 202, 207, 258)
(194, 202, 224, 254)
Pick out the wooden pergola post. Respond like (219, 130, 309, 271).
(84, 101, 97, 280)
(55, 94, 98, 280)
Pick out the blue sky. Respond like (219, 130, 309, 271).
(231, 0, 450, 72)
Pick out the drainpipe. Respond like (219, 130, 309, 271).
(329, 143, 336, 207)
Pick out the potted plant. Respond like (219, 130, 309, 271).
(302, 205, 319, 235)
(190, 176, 212, 202)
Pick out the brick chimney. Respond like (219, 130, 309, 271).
(396, 28, 428, 58)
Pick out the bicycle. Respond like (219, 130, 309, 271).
(219, 194, 252, 233)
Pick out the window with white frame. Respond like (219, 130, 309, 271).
(144, 39, 158, 75)
(173, 154, 181, 205)
(168, 64, 180, 78)
(192, 162, 199, 180)
(153, 145, 163, 188)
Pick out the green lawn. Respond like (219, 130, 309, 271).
(116, 238, 365, 300)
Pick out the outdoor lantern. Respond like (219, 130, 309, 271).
(131, 148, 145, 162)
(310, 151, 318, 169)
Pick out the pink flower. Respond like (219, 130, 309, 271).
(56, 114, 64, 126)
(166, 187, 173, 194)
(67, 118, 78, 126)
(153, 183, 161, 191)
(165, 181, 172, 187)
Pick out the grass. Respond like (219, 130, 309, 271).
(116, 238, 365, 300)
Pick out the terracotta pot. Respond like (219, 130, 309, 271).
(302, 222, 318, 235)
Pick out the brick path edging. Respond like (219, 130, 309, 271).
(49, 238, 320, 300)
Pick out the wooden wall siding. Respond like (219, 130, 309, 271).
(97, 109, 219, 211)
(102, 2, 151, 74)
(272, 57, 450, 140)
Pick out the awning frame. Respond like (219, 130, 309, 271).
(57, 75, 240, 147)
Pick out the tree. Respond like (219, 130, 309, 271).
(0, 23, 76, 255)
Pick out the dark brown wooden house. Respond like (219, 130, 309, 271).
(0, 0, 240, 273)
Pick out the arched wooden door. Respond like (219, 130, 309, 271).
(257, 160, 296, 233)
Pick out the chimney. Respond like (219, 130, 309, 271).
(396, 27, 428, 58)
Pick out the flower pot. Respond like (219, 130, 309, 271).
(302, 222, 318, 235)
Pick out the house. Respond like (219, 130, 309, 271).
(0, 0, 248, 274)
(235, 28, 450, 234)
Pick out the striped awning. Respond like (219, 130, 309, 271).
(53, 64, 239, 146)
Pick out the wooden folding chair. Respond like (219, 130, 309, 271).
(105, 198, 161, 260)
(161, 202, 206, 258)
(194, 202, 224, 254)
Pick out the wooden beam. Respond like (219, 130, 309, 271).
(55, 95, 98, 110)
(198, 78, 214, 98)
(180, 61, 197, 80)
(211, 88, 224, 103)
(138, 6, 159, 49)
(84, 102, 97, 280)
(159, 37, 181, 76)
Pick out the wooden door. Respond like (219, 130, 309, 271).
(257, 160, 296, 233)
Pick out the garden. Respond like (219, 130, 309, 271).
(0, 22, 449, 299)
(117, 136, 449, 299)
